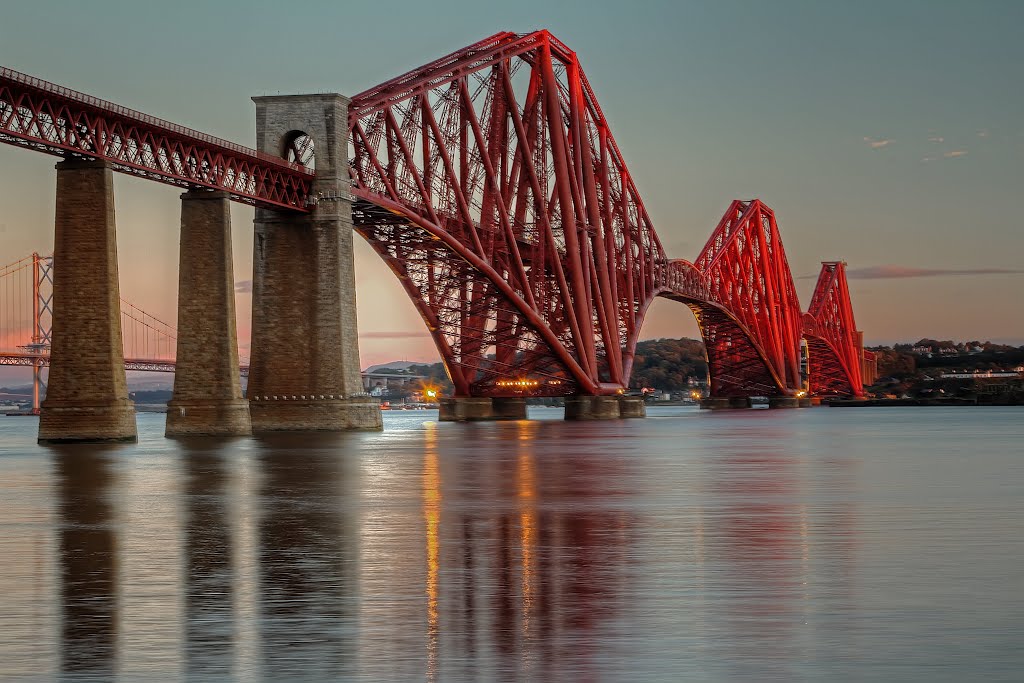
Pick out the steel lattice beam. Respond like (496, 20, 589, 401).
(0, 66, 313, 211)
(348, 30, 850, 399)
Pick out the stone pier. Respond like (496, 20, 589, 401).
(618, 396, 647, 418)
(729, 396, 753, 409)
(564, 396, 623, 420)
(491, 397, 528, 420)
(700, 397, 732, 410)
(39, 159, 136, 443)
(247, 94, 380, 431)
(165, 190, 251, 437)
(769, 396, 800, 409)
(438, 397, 528, 422)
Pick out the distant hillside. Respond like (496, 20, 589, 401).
(365, 361, 421, 373)
(365, 338, 710, 393)
(630, 338, 708, 391)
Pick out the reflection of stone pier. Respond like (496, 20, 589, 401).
(54, 448, 119, 676)
(182, 442, 235, 677)
(256, 434, 357, 679)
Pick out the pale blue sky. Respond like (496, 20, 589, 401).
(1, 0, 1022, 371)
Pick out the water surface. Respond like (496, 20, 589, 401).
(1, 406, 1022, 681)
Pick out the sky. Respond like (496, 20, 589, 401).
(1, 0, 1022, 379)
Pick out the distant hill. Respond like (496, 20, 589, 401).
(365, 338, 711, 393)
(365, 361, 422, 373)
(630, 338, 708, 390)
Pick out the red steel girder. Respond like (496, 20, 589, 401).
(3, 36, 859, 399)
(690, 200, 804, 395)
(804, 262, 864, 397)
(350, 31, 860, 399)
(348, 31, 827, 397)
(0, 66, 313, 211)
(354, 202, 577, 396)
(349, 30, 665, 396)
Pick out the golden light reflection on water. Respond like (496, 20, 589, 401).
(516, 420, 538, 637)
(422, 422, 441, 682)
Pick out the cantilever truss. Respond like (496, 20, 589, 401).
(349, 31, 666, 396)
(349, 31, 853, 399)
(0, 32, 868, 401)
(804, 262, 864, 397)
(685, 200, 805, 395)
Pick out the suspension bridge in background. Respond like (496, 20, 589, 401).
(0, 29, 875, 442)
(0, 252, 191, 412)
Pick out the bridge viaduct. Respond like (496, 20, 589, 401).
(0, 31, 871, 442)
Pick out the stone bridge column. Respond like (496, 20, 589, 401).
(165, 190, 251, 437)
(438, 397, 529, 422)
(563, 395, 647, 420)
(247, 94, 381, 431)
(39, 159, 136, 443)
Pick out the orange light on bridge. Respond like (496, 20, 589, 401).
(495, 378, 541, 389)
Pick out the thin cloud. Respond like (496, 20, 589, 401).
(235, 279, 253, 293)
(360, 331, 432, 340)
(921, 156, 937, 163)
(977, 129, 990, 138)
(928, 135, 945, 143)
(846, 265, 1023, 280)
(943, 150, 968, 158)
(863, 136, 893, 149)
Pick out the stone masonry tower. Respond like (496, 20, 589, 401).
(247, 94, 381, 431)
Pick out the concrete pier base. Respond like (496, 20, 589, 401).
(700, 397, 732, 410)
(810, 396, 823, 406)
(769, 396, 800, 409)
(248, 397, 382, 431)
(247, 93, 381, 432)
(798, 397, 813, 408)
(618, 396, 647, 418)
(166, 190, 251, 437)
(491, 397, 528, 420)
(39, 159, 136, 443)
(729, 396, 753, 409)
(166, 401, 252, 436)
(438, 397, 528, 422)
(564, 396, 622, 420)
(439, 398, 495, 422)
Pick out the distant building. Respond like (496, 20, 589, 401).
(939, 370, 1023, 379)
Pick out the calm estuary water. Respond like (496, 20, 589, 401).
(1, 406, 1022, 682)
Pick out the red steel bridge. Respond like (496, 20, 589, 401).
(0, 30, 870, 418)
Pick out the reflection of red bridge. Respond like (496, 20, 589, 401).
(1, 30, 873, 441)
